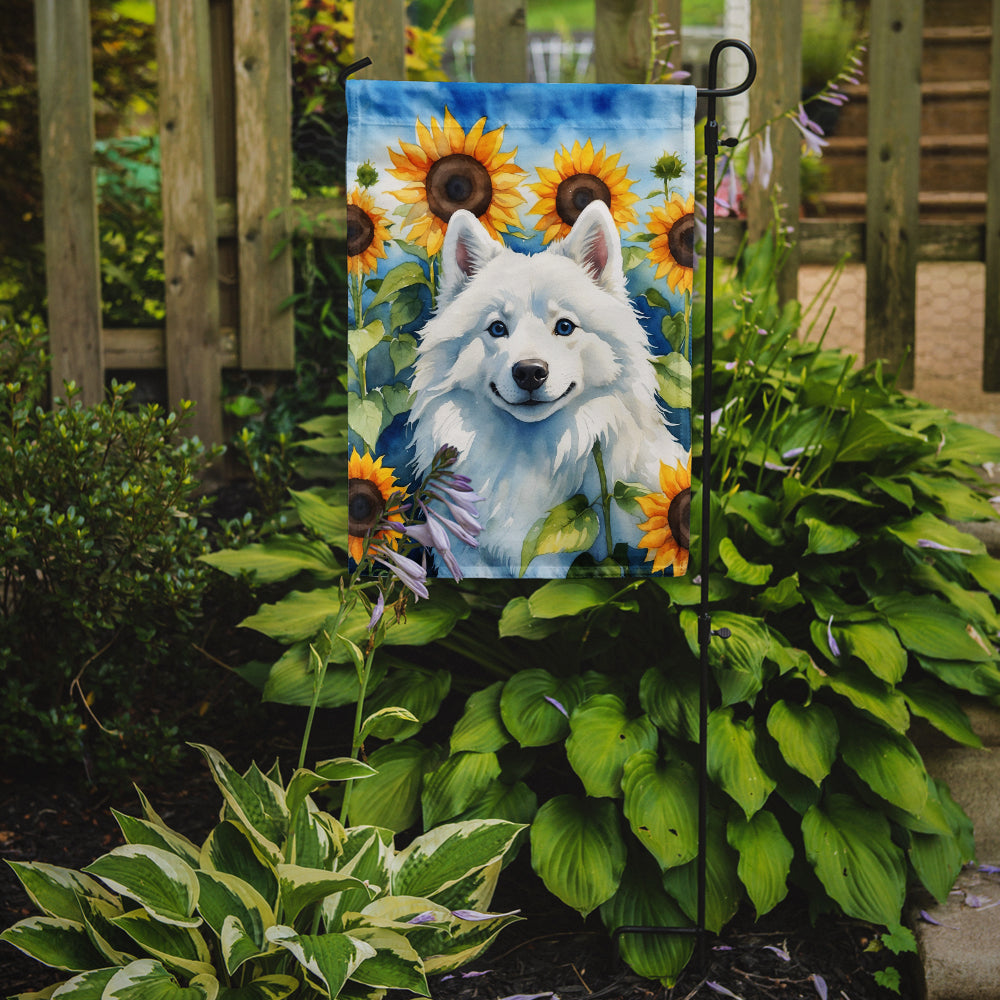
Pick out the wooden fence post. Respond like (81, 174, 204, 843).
(34, 0, 104, 405)
(864, 0, 923, 389)
(746, 0, 801, 305)
(157, 0, 223, 445)
(233, 0, 294, 370)
(354, 0, 407, 80)
(594, 0, 670, 84)
(983, 0, 1000, 390)
(474, 0, 527, 83)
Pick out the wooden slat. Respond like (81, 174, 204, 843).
(233, 0, 294, 369)
(103, 328, 238, 370)
(354, 0, 406, 80)
(474, 0, 526, 82)
(34, 0, 103, 404)
(864, 0, 923, 389)
(157, 0, 223, 444)
(983, 0, 1000, 390)
(747, 0, 801, 304)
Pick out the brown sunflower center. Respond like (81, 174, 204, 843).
(667, 486, 691, 550)
(555, 174, 612, 227)
(346, 204, 375, 257)
(349, 479, 385, 537)
(667, 213, 695, 270)
(425, 153, 494, 222)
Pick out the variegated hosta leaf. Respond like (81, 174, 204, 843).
(765, 700, 838, 786)
(0, 916, 107, 972)
(621, 751, 699, 871)
(83, 845, 200, 928)
(450, 681, 511, 754)
(110, 908, 214, 979)
(77, 894, 136, 966)
(726, 810, 793, 917)
(422, 907, 522, 975)
(195, 871, 274, 974)
(4, 861, 118, 922)
(323, 829, 393, 931)
(420, 751, 502, 829)
(101, 958, 218, 999)
(288, 802, 343, 870)
(706, 707, 776, 819)
(214, 974, 299, 1000)
(200, 822, 278, 910)
(285, 760, 375, 824)
(802, 793, 906, 926)
(345, 926, 429, 995)
(391, 820, 525, 901)
(112, 810, 202, 868)
(566, 695, 658, 798)
(45, 966, 118, 997)
(265, 926, 376, 998)
(276, 864, 376, 925)
(599, 854, 694, 987)
(424, 859, 501, 916)
(529, 795, 626, 917)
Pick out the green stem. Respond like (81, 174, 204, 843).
(592, 439, 614, 559)
(339, 644, 377, 826)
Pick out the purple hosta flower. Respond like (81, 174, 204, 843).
(747, 124, 774, 191)
(544, 695, 569, 718)
(367, 590, 385, 631)
(917, 538, 973, 555)
(979, 864, 1000, 874)
(763, 944, 790, 962)
(827, 616, 842, 658)
(403, 504, 463, 580)
(407, 911, 438, 925)
(451, 908, 521, 921)
(706, 983, 742, 999)
(811, 974, 828, 1000)
(791, 104, 828, 157)
(372, 543, 429, 600)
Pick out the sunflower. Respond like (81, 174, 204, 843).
(528, 139, 639, 244)
(386, 108, 525, 256)
(635, 458, 692, 575)
(647, 193, 696, 295)
(348, 449, 406, 563)
(346, 187, 390, 278)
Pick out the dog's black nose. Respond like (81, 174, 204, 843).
(512, 359, 549, 392)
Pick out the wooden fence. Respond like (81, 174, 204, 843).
(33, 0, 1000, 446)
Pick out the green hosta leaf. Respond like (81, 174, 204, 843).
(907, 472, 999, 521)
(681, 610, 770, 706)
(497, 596, 564, 639)
(835, 410, 927, 463)
(621, 751, 698, 870)
(886, 512, 985, 556)
(362, 667, 451, 740)
(111, 909, 214, 978)
(348, 319, 385, 361)
(803, 517, 859, 556)
(909, 826, 966, 905)
(916, 655, 1000, 697)
(661, 811, 741, 933)
(359, 706, 421, 742)
(833, 621, 907, 684)
(83, 846, 200, 928)
(718, 537, 772, 585)
(499, 670, 584, 747)
(755, 573, 805, 614)
(199, 822, 278, 910)
(521, 494, 600, 575)
(901, 680, 982, 748)
(874, 594, 995, 662)
(450, 682, 511, 754)
(346, 740, 442, 832)
(727, 811, 793, 918)
(967, 553, 1000, 597)
(639, 665, 699, 742)
(345, 926, 428, 994)
(724, 490, 784, 545)
(530, 795, 626, 917)
(812, 663, 910, 732)
(260, 644, 384, 709)
(216, 975, 299, 1000)
(802, 793, 906, 926)
(241, 589, 342, 645)
(526, 578, 618, 618)
(277, 865, 374, 925)
(0, 916, 107, 971)
(652, 351, 692, 409)
(199, 536, 340, 584)
(599, 853, 694, 987)
(103, 959, 218, 999)
(421, 751, 502, 828)
(393, 820, 524, 901)
(765, 700, 838, 786)
(288, 489, 348, 545)
(566, 695, 658, 798)
(839, 718, 929, 817)
(265, 926, 375, 997)
(936, 421, 1000, 464)
(707, 708, 776, 818)
(453, 779, 538, 827)
(5, 862, 118, 923)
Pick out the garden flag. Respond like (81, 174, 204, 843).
(346, 80, 697, 579)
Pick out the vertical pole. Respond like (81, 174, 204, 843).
(474, 0, 527, 82)
(34, 0, 104, 405)
(595, 0, 664, 84)
(747, 0, 801, 305)
(983, 0, 1000, 390)
(864, 0, 923, 389)
(354, 0, 407, 80)
(157, 0, 222, 444)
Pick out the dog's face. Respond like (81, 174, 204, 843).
(415, 201, 641, 425)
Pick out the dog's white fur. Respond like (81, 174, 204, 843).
(409, 200, 686, 577)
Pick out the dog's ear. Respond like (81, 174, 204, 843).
(557, 200, 627, 298)
(438, 210, 503, 306)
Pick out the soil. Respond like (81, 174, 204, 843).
(0, 741, 914, 1000)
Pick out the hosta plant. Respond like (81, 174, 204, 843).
(1, 744, 523, 999)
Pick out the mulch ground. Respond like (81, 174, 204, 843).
(1, 741, 914, 1000)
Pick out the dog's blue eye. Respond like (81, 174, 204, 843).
(487, 320, 508, 338)
(554, 318, 576, 336)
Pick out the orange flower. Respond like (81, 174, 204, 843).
(346, 186, 390, 277)
(386, 107, 525, 256)
(646, 193, 696, 295)
(348, 449, 406, 563)
(635, 458, 692, 575)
